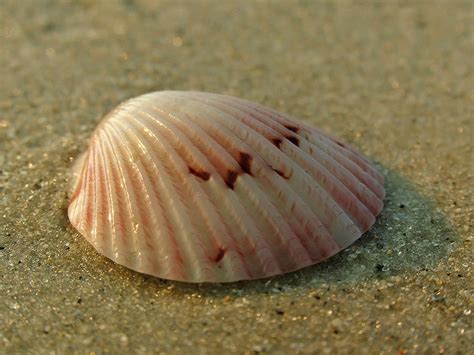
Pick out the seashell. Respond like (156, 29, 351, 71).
(68, 91, 385, 283)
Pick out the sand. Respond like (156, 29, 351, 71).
(0, 0, 472, 353)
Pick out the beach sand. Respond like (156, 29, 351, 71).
(0, 0, 472, 353)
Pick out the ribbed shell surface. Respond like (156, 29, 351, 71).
(68, 91, 385, 283)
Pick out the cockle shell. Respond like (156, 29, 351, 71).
(68, 91, 385, 283)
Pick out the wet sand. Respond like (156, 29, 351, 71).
(0, 1, 472, 353)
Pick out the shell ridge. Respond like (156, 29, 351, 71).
(112, 119, 188, 280)
(178, 94, 347, 258)
(192, 92, 305, 140)
(186, 94, 377, 231)
(209, 93, 385, 201)
(301, 139, 383, 215)
(259, 104, 384, 184)
(91, 137, 108, 254)
(127, 112, 256, 282)
(68, 151, 90, 230)
(157, 93, 345, 254)
(68, 151, 89, 210)
(223, 94, 382, 180)
(100, 123, 144, 271)
(121, 112, 219, 279)
(134, 106, 256, 280)
(306, 137, 385, 201)
(257, 168, 342, 256)
(290, 136, 383, 216)
(314, 128, 385, 184)
(218, 93, 385, 187)
(235, 175, 314, 270)
(154, 95, 256, 183)
(84, 140, 97, 246)
(143, 102, 284, 279)
(129, 98, 224, 173)
(107, 120, 169, 275)
(312, 127, 373, 165)
(166, 96, 361, 248)
(197, 94, 383, 215)
(77, 146, 96, 234)
(136, 99, 242, 183)
(159, 96, 311, 268)
(232, 96, 385, 201)
(100, 127, 143, 266)
(148, 97, 285, 277)
(96, 134, 120, 263)
(141, 107, 282, 275)
(127, 108, 253, 281)
(311, 129, 385, 186)
(277, 142, 376, 232)
(72, 151, 93, 232)
(184, 92, 287, 144)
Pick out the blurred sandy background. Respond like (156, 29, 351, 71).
(0, 0, 472, 353)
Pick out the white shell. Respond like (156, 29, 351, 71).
(68, 91, 385, 282)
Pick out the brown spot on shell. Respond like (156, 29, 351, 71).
(336, 141, 346, 148)
(286, 136, 299, 146)
(272, 138, 283, 149)
(239, 152, 253, 175)
(272, 168, 291, 179)
(214, 247, 226, 263)
(189, 167, 210, 181)
(225, 170, 239, 189)
(284, 125, 299, 133)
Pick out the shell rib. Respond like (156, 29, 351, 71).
(68, 91, 385, 282)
